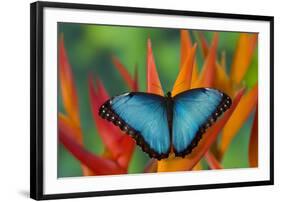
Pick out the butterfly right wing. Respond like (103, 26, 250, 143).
(172, 88, 232, 157)
(99, 92, 170, 160)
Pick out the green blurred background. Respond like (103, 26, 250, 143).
(58, 23, 258, 177)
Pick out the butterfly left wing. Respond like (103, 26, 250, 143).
(99, 92, 170, 160)
(172, 88, 232, 157)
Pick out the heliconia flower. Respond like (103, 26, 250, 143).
(147, 30, 258, 171)
(219, 84, 258, 158)
(59, 116, 126, 175)
(88, 76, 135, 169)
(230, 33, 258, 86)
(193, 31, 258, 163)
(59, 35, 93, 176)
(194, 32, 218, 88)
(172, 42, 197, 96)
(146, 39, 164, 96)
(59, 36, 136, 176)
(59, 29, 258, 176)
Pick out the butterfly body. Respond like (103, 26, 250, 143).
(99, 88, 231, 160)
(164, 92, 173, 146)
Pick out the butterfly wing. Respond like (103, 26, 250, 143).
(172, 88, 232, 157)
(99, 92, 170, 159)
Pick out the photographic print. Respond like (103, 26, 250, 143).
(30, 1, 273, 200)
(58, 23, 258, 177)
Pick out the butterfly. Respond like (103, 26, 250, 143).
(99, 88, 232, 160)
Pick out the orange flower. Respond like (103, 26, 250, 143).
(59, 29, 258, 175)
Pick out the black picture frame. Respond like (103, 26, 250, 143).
(30, 1, 274, 200)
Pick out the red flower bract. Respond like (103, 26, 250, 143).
(59, 35, 136, 175)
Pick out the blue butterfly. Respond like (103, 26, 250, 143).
(99, 88, 231, 160)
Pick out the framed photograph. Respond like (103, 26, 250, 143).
(30, 1, 274, 200)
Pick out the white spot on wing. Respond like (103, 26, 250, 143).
(122, 92, 130, 96)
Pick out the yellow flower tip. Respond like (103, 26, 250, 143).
(157, 153, 191, 172)
(59, 36, 80, 126)
(172, 44, 197, 96)
(230, 33, 258, 85)
(214, 62, 234, 98)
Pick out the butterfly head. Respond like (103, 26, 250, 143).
(166, 91, 172, 98)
